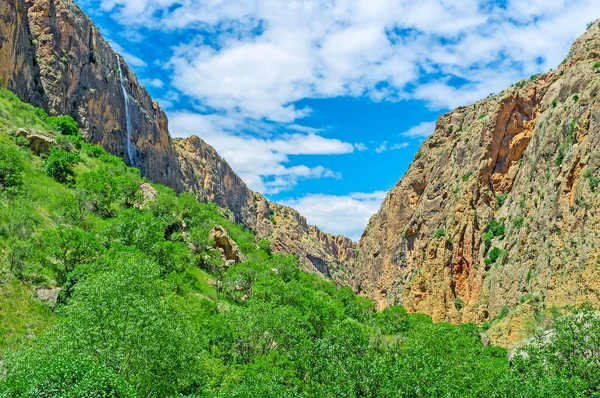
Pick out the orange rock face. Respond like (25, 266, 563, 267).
(353, 22, 600, 346)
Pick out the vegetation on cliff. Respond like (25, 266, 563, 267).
(0, 87, 599, 397)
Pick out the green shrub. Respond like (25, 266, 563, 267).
(584, 168, 599, 192)
(75, 171, 119, 217)
(455, 297, 465, 311)
(43, 148, 79, 183)
(462, 171, 473, 182)
(497, 306, 509, 320)
(495, 193, 508, 207)
(515, 81, 527, 89)
(0, 354, 135, 397)
(258, 239, 272, 256)
(485, 247, 505, 265)
(434, 229, 446, 239)
(0, 144, 24, 193)
(573, 94, 579, 103)
(555, 147, 565, 166)
(552, 98, 558, 107)
(513, 217, 524, 228)
(49, 115, 80, 137)
(488, 219, 505, 237)
(483, 231, 493, 249)
(372, 305, 409, 334)
(83, 143, 107, 158)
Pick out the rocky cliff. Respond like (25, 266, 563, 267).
(176, 136, 356, 279)
(354, 22, 600, 346)
(0, 0, 355, 280)
(0, 0, 183, 191)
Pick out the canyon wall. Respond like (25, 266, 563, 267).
(354, 22, 600, 346)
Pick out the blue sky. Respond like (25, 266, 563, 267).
(78, 0, 599, 240)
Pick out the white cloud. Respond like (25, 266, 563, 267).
(142, 78, 164, 88)
(375, 142, 388, 154)
(169, 111, 352, 194)
(400, 121, 437, 138)
(94, 0, 600, 119)
(280, 191, 388, 241)
(375, 141, 409, 153)
(354, 143, 368, 152)
(391, 142, 409, 150)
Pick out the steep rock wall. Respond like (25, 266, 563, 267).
(176, 136, 357, 280)
(355, 23, 600, 346)
(0, 0, 183, 191)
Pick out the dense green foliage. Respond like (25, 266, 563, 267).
(0, 87, 599, 397)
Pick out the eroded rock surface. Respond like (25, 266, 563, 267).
(210, 225, 246, 264)
(176, 136, 357, 279)
(13, 128, 55, 154)
(354, 22, 600, 347)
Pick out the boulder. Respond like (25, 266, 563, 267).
(36, 287, 62, 308)
(136, 183, 159, 209)
(14, 128, 56, 155)
(210, 225, 246, 264)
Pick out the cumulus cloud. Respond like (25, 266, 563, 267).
(281, 191, 388, 241)
(400, 121, 437, 138)
(93, 0, 600, 117)
(141, 78, 164, 88)
(169, 111, 352, 194)
(354, 143, 368, 152)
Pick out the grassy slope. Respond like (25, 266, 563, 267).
(0, 87, 596, 397)
(0, 88, 225, 355)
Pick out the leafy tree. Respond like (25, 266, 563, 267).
(27, 251, 204, 396)
(0, 354, 135, 398)
(117, 174, 141, 208)
(49, 115, 80, 137)
(41, 226, 103, 280)
(43, 148, 79, 183)
(0, 144, 24, 193)
(75, 171, 118, 217)
(372, 305, 410, 334)
(511, 308, 600, 397)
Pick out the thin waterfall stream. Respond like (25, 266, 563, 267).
(117, 56, 135, 166)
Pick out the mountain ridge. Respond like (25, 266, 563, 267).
(0, 0, 354, 279)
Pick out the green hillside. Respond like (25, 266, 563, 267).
(0, 87, 598, 397)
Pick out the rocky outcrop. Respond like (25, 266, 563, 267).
(354, 22, 600, 346)
(176, 136, 357, 279)
(36, 287, 61, 308)
(176, 136, 273, 238)
(12, 128, 55, 154)
(0, 0, 183, 191)
(210, 225, 246, 265)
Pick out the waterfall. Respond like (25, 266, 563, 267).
(117, 56, 135, 167)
